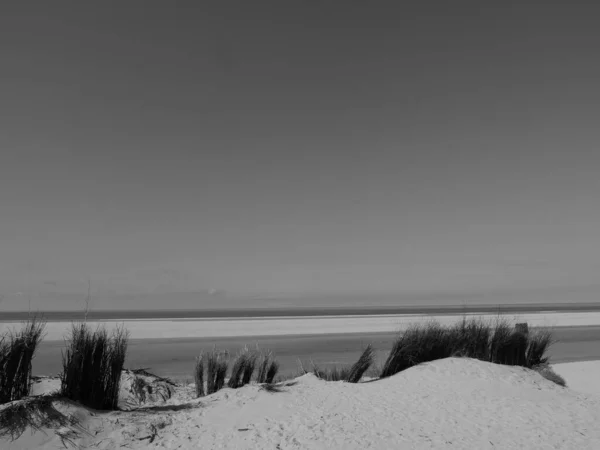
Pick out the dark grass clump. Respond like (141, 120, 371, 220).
(228, 348, 257, 389)
(0, 317, 46, 404)
(265, 360, 279, 384)
(488, 319, 523, 365)
(206, 350, 228, 395)
(525, 329, 553, 367)
(60, 323, 129, 410)
(0, 395, 80, 443)
(256, 352, 279, 384)
(228, 351, 248, 389)
(346, 345, 374, 383)
(194, 355, 205, 398)
(380, 321, 455, 378)
(380, 317, 555, 379)
(449, 316, 492, 360)
(241, 352, 257, 385)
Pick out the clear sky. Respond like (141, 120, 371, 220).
(1, 1, 600, 310)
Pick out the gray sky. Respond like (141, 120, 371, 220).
(1, 1, 600, 310)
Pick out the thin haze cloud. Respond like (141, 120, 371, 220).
(0, 1, 599, 310)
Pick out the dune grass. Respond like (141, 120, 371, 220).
(60, 323, 129, 410)
(256, 351, 279, 384)
(313, 365, 350, 382)
(228, 350, 248, 389)
(346, 345, 374, 383)
(303, 345, 375, 383)
(0, 317, 46, 404)
(195, 348, 280, 395)
(242, 351, 258, 385)
(526, 328, 554, 367)
(380, 317, 555, 379)
(228, 348, 258, 389)
(206, 350, 229, 395)
(194, 355, 205, 398)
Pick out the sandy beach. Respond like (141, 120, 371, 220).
(4, 310, 600, 449)
(3, 358, 600, 449)
(8, 311, 600, 342)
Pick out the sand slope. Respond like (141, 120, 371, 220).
(2, 358, 600, 449)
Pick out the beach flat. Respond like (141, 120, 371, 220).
(9, 311, 600, 341)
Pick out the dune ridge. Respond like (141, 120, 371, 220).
(2, 358, 600, 449)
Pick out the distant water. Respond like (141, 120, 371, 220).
(31, 326, 600, 379)
(2, 302, 600, 322)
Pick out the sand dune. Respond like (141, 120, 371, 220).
(2, 358, 600, 449)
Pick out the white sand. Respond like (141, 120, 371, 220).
(8, 311, 600, 341)
(3, 358, 600, 449)
(553, 360, 600, 396)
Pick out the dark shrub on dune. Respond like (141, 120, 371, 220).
(60, 323, 129, 410)
(0, 317, 46, 404)
(380, 317, 556, 379)
(488, 319, 518, 364)
(380, 322, 455, 378)
(450, 317, 491, 360)
(492, 328, 528, 366)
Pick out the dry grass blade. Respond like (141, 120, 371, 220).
(260, 383, 284, 393)
(131, 368, 177, 386)
(0, 395, 79, 442)
(194, 355, 205, 398)
(346, 345, 374, 383)
(260, 380, 297, 393)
